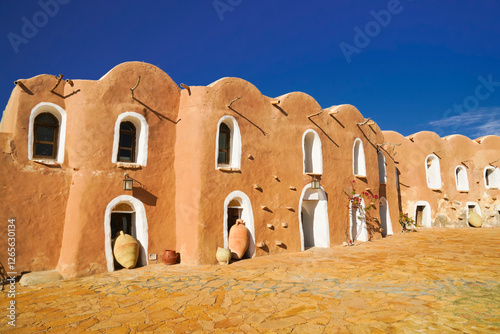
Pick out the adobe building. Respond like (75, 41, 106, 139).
(0, 62, 498, 279)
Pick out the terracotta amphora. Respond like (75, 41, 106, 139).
(228, 219, 249, 260)
(162, 250, 178, 265)
(113, 231, 139, 269)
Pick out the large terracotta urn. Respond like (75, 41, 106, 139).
(216, 247, 232, 265)
(162, 250, 178, 265)
(228, 219, 249, 260)
(113, 231, 139, 269)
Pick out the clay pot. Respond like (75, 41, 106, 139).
(468, 212, 483, 228)
(228, 219, 249, 260)
(162, 250, 178, 265)
(216, 247, 232, 265)
(113, 231, 139, 269)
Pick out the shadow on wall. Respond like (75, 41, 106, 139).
(132, 187, 158, 206)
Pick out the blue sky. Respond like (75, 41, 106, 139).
(1, 0, 499, 138)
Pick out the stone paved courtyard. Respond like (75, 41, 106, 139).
(1, 228, 500, 333)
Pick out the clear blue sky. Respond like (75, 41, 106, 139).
(1, 0, 499, 138)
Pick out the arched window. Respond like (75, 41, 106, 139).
(215, 116, 241, 170)
(33, 113, 59, 159)
(378, 151, 387, 184)
(484, 167, 500, 189)
(302, 130, 323, 175)
(425, 154, 441, 189)
(353, 138, 366, 177)
(28, 102, 67, 164)
(117, 122, 136, 162)
(455, 165, 469, 192)
(112, 112, 148, 166)
(218, 123, 231, 165)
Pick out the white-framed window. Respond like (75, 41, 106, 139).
(455, 165, 469, 192)
(112, 112, 149, 166)
(28, 102, 67, 164)
(215, 116, 241, 170)
(425, 154, 441, 189)
(353, 138, 366, 177)
(302, 129, 323, 175)
(378, 151, 387, 184)
(484, 166, 500, 189)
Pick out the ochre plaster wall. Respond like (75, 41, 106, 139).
(0, 61, 497, 279)
(383, 131, 500, 228)
(176, 78, 399, 265)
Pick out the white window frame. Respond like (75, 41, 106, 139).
(425, 154, 442, 189)
(28, 102, 67, 164)
(215, 116, 241, 170)
(378, 151, 387, 184)
(484, 166, 500, 189)
(353, 138, 366, 177)
(302, 129, 323, 175)
(455, 165, 469, 192)
(112, 112, 149, 166)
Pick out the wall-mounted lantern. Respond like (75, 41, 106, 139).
(311, 175, 321, 189)
(123, 173, 134, 191)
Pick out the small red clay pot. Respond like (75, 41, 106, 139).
(162, 250, 178, 265)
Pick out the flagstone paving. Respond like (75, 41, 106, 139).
(1, 228, 500, 333)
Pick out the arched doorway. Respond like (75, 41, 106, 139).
(223, 191, 255, 258)
(104, 195, 148, 272)
(379, 197, 393, 236)
(350, 196, 368, 242)
(299, 185, 330, 250)
(414, 201, 431, 228)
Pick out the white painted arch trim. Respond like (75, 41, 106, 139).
(112, 112, 149, 166)
(353, 138, 366, 177)
(455, 165, 469, 192)
(223, 191, 255, 257)
(302, 129, 323, 175)
(379, 197, 393, 236)
(298, 184, 330, 251)
(349, 195, 368, 242)
(215, 116, 242, 170)
(104, 195, 149, 272)
(484, 166, 500, 189)
(28, 102, 67, 164)
(414, 201, 432, 228)
(425, 154, 442, 189)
